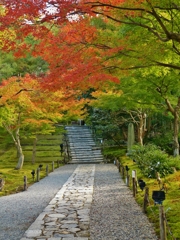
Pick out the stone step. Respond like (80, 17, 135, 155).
(70, 146, 101, 150)
(65, 126, 104, 164)
(69, 148, 98, 150)
(69, 141, 95, 143)
(67, 130, 92, 132)
(68, 160, 103, 164)
(67, 131, 92, 134)
(68, 135, 93, 137)
(68, 138, 94, 141)
(71, 156, 103, 160)
(71, 155, 103, 159)
(68, 138, 94, 140)
(69, 148, 97, 151)
(67, 134, 93, 137)
(70, 152, 102, 155)
(71, 158, 104, 161)
(69, 144, 96, 149)
(67, 132, 92, 134)
(70, 151, 102, 155)
(69, 144, 96, 147)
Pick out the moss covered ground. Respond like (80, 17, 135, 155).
(0, 132, 64, 196)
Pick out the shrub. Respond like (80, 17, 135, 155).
(130, 144, 174, 178)
(102, 147, 126, 162)
(168, 157, 180, 171)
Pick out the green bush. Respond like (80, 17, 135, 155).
(147, 132, 173, 155)
(102, 147, 126, 162)
(168, 157, 180, 171)
(130, 144, 174, 178)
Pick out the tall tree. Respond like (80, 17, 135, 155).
(0, 75, 63, 169)
(0, 0, 180, 157)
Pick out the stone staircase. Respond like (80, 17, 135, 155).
(65, 125, 104, 164)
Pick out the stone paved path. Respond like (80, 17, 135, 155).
(19, 164, 158, 240)
(20, 165, 95, 240)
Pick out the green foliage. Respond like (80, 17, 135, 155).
(102, 146, 126, 162)
(167, 157, 180, 171)
(0, 51, 48, 81)
(130, 144, 174, 178)
(90, 17, 107, 30)
(148, 131, 173, 155)
(88, 108, 127, 146)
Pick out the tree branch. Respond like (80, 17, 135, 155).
(13, 89, 33, 96)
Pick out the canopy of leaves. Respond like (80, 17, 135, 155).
(0, 0, 179, 149)
(0, 51, 48, 82)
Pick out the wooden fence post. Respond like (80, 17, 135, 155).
(117, 161, 120, 172)
(143, 187, 149, 213)
(126, 174, 130, 187)
(23, 176, 27, 191)
(117, 160, 120, 169)
(122, 166, 125, 179)
(64, 154, 66, 164)
(46, 165, 49, 176)
(36, 168, 40, 182)
(132, 170, 137, 197)
(159, 205, 167, 240)
(0, 178, 5, 191)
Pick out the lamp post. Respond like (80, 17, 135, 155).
(125, 165, 130, 186)
(152, 190, 165, 205)
(31, 170, 35, 181)
(60, 143, 63, 156)
(152, 190, 167, 240)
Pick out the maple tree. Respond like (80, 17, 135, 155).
(35, 19, 119, 91)
(0, 75, 63, 169)
(1, 0, 179, 67)
(0, 0, 179, 82)
(0, 0, 180, 157)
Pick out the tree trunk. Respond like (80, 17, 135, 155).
(173, 112, 179, 156)
(3, 112, 25, 169)
(122, 126, 127, 140)
(137, 113, 147, 146)
(15, 127, 24, 170)
(165, 97, 180, 157)
(138, 115, 144, 146)
(15, 150, 24, 170)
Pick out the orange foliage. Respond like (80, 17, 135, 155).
(33, 18, 119, 91)
(0, 0, 122, 109)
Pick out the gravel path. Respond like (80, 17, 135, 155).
(90, 164, 158, 240)
(0, 164, 158, 240)
(0, 164, 78, 240)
